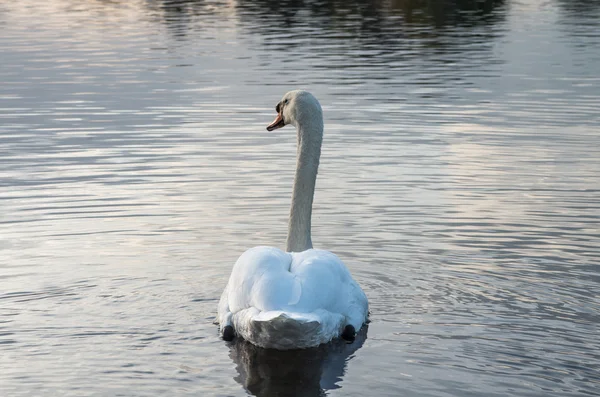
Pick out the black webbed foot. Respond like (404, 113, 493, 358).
(222, 325, 235, 341)
(341, 324, 356, 342)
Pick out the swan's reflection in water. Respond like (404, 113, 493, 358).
(229, 326, 368, 397)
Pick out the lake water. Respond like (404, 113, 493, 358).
(1, 0, 599, 396)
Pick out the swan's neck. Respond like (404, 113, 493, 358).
(286, 119, 323, 252)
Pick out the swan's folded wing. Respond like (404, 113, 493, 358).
(225, 246, 296, 313)
(289, 250, 356, 313)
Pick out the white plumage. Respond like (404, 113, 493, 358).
(217, 90, 368, 350)
(218, 247, 368, 349)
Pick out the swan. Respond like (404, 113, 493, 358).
(217, 90, 368, 350)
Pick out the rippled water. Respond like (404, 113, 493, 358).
(1, 0, 599, 396)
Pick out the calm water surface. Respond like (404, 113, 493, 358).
(1, 0, 599, 396)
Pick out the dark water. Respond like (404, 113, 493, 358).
(1, 0, 599, 396)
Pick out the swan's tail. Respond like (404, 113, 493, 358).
(236, 310, 344, 350)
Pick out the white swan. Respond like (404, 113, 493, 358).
(217, 90, 368, 350)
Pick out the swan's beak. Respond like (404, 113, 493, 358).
(266, 113, 285, 131)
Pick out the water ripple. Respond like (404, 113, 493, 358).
(1, 0, 599, 396)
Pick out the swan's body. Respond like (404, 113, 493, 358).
(218, 90, 368, 350)
(218, 247, 367, 349)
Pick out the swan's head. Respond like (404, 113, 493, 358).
(267, 90, 323, 132)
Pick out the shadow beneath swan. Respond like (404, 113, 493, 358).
(228, 326, 368, 397)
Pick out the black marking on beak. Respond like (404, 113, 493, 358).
(267, 101, 285, 131)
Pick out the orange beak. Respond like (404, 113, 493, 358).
(266, 112, 285, 131)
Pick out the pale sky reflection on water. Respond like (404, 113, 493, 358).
(1, 0, 599, 396)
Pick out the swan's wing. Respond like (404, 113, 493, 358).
(287, 250, 350, 313)
(289, 249, 368, 327)
(223, 246, 300, 313)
